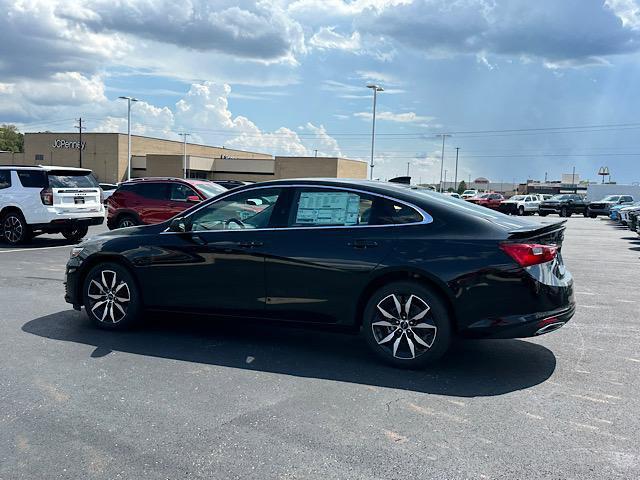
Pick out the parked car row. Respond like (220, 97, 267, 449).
(0, 163, 259, 244)
(459, 190, 636, 218)
(608, 199, 640, 236)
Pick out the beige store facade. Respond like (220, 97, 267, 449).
(0, 133, 366, 183)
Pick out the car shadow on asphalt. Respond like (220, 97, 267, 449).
(22, 310, 557, 397)
(0, 237, 77, 250)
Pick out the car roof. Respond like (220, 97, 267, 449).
(0, 164, 92, 173)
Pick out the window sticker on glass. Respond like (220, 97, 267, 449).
(296, 191, 361, 225)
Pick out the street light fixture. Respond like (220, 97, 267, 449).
(366, 84, 384, 180)
(118, 96, 138, 180)
(435, 133, 452, 192)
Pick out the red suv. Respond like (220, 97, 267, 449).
(106, 178, 226, 229)
(467, 192, 504, 210)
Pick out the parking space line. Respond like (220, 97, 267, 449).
(0, 245, 72, 254)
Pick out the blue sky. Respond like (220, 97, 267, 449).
(1, 0, 640, 184)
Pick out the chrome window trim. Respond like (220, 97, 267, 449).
(161, 183, 433, 234)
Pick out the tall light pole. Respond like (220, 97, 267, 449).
(406, 161, 410, 177)
(454, 147, 460, 191)
(367, 84, 383, 180)
(436, 133, 452, 192)
(444, 169, 448, 191)
(118, 96, 138, 180)
(179, 133, 191, 178)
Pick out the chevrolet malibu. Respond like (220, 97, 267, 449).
(65, 179, 575, 368)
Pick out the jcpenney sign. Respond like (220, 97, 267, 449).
(52, 139, 86, 150)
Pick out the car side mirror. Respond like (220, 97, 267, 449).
(186, 195, 201, 203)
(168, 216, 190, 233)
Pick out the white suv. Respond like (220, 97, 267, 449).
(0, 166, 105, 244)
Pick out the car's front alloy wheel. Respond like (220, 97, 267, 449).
(363, 281, 451, 368)
(83, 262, 141, 329)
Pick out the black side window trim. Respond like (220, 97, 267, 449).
(168, 184, 431, 233)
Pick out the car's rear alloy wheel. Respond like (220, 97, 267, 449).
(83, 262, 141, 329)
(117, 215, 137, 228)
(518, 206, 525, 216)
(363, 282, 451, 368)
(1, 212, 31, 245)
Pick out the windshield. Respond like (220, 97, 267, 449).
(601, 195, 620, 202)
(462, 190, 475, 195)
(509, 195, 525, 201)
(47, 171, 98, 188)
(192, 182, 227, 199)
(550, 195, 570, 200)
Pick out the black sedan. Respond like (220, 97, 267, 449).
(538, 194, 587, 217)
(65, 179, 575, 368)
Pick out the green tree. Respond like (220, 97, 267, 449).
(457, 180, 467, 195)
(0, 125, 24, 153)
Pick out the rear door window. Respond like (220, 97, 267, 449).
(137, 183, 169, 200)
(17, 170, 48, 188)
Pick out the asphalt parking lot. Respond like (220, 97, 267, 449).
(1, 217, 639, 479)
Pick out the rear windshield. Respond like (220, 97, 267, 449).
(509, 195, 525, 201)
(601, 195, 620, 202)
(47, 171, 99, 188)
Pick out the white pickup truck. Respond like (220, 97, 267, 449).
(498, 194, 543, 215)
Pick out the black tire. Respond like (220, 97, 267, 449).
(82, 262, 141, 330)
(62, 225, 89, 242)
(1, 210, 32, 245)
(517, 206, 525, 216)
(539, 211, 548, 217)
(583, 210, 588, 217)
(588, 210, 597, 218)
(362, 281, 452, 369)
(117, 214, 138, 229)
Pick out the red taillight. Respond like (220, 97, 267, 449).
(500, 243, 558, 267)
(40, 188, 53, 205)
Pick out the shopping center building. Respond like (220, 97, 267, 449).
(0, 132, 366, 183)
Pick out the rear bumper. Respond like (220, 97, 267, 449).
(32, 216, 104, 233)
(461, 302, 575, 339)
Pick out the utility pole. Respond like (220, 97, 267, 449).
(74, 117, 85, 168)
(436, 134, 452, 192)
(314, 149, 318, 157)
(366, 84, 384, 180)
(572, 165, 576, 193)
(180, 133, 191, 179)
(406, 162, 410, 177)
(444, 169, 448, 191)
(454, 147, 460, 191)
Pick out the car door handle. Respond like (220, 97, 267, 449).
(238, 241, 264, 248)
(348, 240, 378, 249)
